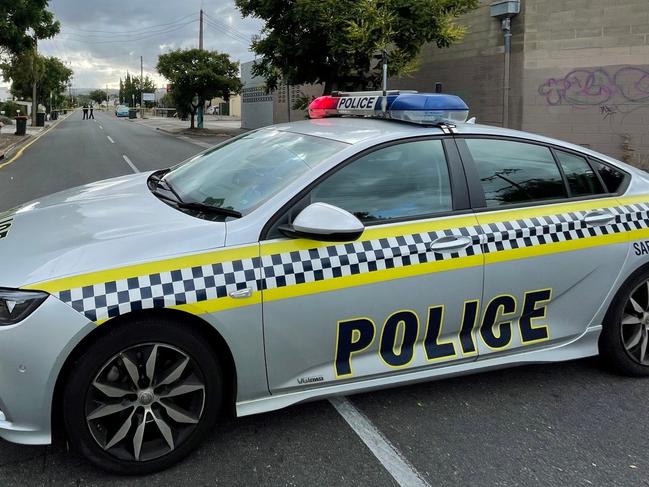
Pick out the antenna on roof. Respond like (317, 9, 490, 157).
(381, 50, 388, 114)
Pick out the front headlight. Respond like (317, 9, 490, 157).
(0, 288, 48, 326)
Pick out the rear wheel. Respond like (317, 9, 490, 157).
(601, 268, 649, 376)
(63, 316, 223, 474)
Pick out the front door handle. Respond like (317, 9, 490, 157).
(230, 288, 253, 299)
(583, 211, 615, 226)
(430, 235, 473, 252)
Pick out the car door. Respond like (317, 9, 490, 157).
(457, 137, 629, 358)
(260, 137, 485, 394)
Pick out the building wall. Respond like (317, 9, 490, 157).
(521, 0, 649, 164)
(400, 0, 649, 164)
(241, 61, 274, 129)
(392, 0, 524, 127)
(273, 82, 323, 124)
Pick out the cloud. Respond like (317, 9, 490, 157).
(13, 0, 263, 90)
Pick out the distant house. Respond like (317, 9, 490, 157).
(0, 86, 10, 102)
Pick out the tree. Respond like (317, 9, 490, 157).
(89, 89, 108, 105)
(157, 48, 241, 129)
(119, 73, 156, 107)
(0, 0, 60, 55)
(1, 52, 72, 111)
(236, 0, 479, 94)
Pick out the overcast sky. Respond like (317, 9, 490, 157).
(2, 0, 263, 90)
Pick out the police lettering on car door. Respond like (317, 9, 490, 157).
(334, 288, 552, 378)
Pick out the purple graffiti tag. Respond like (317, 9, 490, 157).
(614, 67, 649, 103)
(538, 66, 649, 107)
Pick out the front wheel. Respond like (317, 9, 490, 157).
(63, 316, 223, 474)
(601, 267, 649, 376)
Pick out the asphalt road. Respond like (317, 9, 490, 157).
(1, 113, 648, 486)
(0, 110, 220, 210)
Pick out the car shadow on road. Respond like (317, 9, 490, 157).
(0, 357, 633, 486)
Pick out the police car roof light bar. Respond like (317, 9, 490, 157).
(307, 91, 470, 126)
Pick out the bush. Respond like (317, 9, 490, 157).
(0, 101, 22, 117)
(0, 115, 13, 125)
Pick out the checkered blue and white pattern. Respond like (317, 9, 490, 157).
(56, 259, 260, 322)
(261, 226, 483, 291)
(54, 202, 649, 322)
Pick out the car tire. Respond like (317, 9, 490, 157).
(63, 315, 223, 475)
(600, 266, 649, 377)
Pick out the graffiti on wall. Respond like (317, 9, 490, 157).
(538, 67, 649, 107)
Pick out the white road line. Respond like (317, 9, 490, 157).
(106, 135, 115, 144)
(98, 125, 103, 130)
(122, 154, 139, 173)
(329, 397, 431, 487)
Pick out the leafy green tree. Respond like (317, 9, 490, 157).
(236, 0, 479, 93)
(157, 48, 242, 129)
(119, 73, 156, 107)
(0, 0, 60, 55)
(1, 52, 72, 111)
(89, 89, 108, 105)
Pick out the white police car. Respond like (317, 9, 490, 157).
(1, 91, 649, 474)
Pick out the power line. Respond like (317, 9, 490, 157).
(203, 12, 251, 43)
(203, 13, 251, 43)
(62, 13, 197, 35)
(59, 21, 198, 45)
(59, 19, 199, 41)
(203, 18, 250, 45)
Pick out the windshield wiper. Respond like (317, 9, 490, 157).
(151, 187, 242, 219)
(175, 201, 242, 218)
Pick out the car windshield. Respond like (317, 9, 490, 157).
(162, 129, 347, 215)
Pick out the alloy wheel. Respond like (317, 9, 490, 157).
(621, 280, 649, 366)
(85, 343, 207, 462)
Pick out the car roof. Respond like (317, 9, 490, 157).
(271, 117, 443, 144)
(271, 117, 624, 166)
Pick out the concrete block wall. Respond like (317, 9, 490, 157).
(400, 0, 649, 163)
(392, 0, 519, 126)
(522, 0, 649, 163)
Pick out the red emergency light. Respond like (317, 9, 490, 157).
(307, 96, 340, 119)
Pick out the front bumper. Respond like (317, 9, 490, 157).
(0, 295, 94, 444)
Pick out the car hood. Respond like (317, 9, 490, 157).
(0, 172, 227, 288)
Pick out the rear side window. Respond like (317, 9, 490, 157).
(310, 139, 452, 223)
(465, 139, 567, 207)
(590, 160, 627, 193)
(555, 150, 605, 197)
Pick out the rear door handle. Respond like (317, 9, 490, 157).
(430, 235, 473, 252)
(583, 211, 615, 226)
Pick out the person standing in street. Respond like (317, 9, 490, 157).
(89, 104, 95, 119)
(82, 104, 88, 120)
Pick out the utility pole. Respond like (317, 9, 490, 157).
(197, 8, 205, 128)
(199, 9, 204, 50)
(32, 39, 38, 126)
(106, 84, 109, 110)
(140, 55, 144, 118)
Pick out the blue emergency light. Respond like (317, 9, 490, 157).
(308, 91, 470, 125)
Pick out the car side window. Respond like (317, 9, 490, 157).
(590, 159, 627, 193)
(555, 150, 605, 197)
(465, 138, 567, 207)
(309, 139, 453, 224)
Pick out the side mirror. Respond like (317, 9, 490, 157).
(279, 202, 365, 242)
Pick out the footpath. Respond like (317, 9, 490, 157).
(0, 110, 74, 161)
(129, 115, 246, 148)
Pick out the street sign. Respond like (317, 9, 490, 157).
(142, 93, 155, 102)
